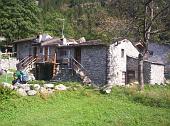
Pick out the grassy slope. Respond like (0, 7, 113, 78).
(0, 86, 170, 126)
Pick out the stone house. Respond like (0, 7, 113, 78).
(13, 36, 165, 85)
(148, 43, 170, 79)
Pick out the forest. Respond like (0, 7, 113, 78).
(0, 0, 170, 44)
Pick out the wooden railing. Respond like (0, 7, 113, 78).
(1, 52, 16, 58)
(36, 55, 56, 63)
(17, 56, 36, 70)
(71, 57, 91, 84)
(71, 57, 88, 74)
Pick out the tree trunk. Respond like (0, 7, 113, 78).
(138, 53, 144, 90)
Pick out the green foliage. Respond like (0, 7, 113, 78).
(41, 11, 75, 38)
(27, 80, 46, 85)
(0, 0, 41, 43)
(0, 0, 169, 44)
(119, 84, 170, 108)
(0, 85, 17, 101)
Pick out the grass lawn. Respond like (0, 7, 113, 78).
(0, 83, 170, 126)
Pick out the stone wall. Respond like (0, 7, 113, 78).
(150, 63, 164, 84)
(17, 42, 32, 60)
(107, 39, 139, 85)
(81, 46, 107, 85)
(127, 57, 164, 84)
(143, 61, 151, 84)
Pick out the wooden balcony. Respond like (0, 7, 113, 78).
(35, 54, 56, 64)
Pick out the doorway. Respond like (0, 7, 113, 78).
(127, 70, 135, 84)
(33, 47, 37, 58)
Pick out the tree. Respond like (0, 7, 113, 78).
(0, 0, 41, 43)
(41, 11, 75, 38)
(137, 0, 170, 90)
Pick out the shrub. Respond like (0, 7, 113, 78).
(123, 85, 170, 108)
(0, 85, 17, 101)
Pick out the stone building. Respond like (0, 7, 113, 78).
(148, 43, 170, 79)
(13, 36, 165, 85)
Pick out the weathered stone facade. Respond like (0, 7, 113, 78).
(81, 46, 107, 85)
(127, 56, 164, 84)
(150, 63, 164, 84)
(107, 39, 139, 85)
(17, 42, 32, 60)
(14, 38, 165, 85)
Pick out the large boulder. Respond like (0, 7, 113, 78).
(16, 88, 27, 96)
(19, 84, 30, 91)
(47, 88, 54, 94)
(44, 84, 54, 89)
(1, 82, 13, 90)
(39, 87, 48, 95)
(83, 76, 91, 84)
(33, 84, 41, 91)
(27, 90, 37, 96)
(55, 84, 68, 91)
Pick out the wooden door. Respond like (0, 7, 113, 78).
(33, 47, 37, 58)
(127, 70, 135, 84)
(75, 47, 81, 63)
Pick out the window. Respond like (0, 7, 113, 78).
(121, 49, 124, 58)
(149, 51, 153, 56)
(40, 47, 43, 53)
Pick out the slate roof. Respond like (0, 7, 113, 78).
(13, 37, 36, 44)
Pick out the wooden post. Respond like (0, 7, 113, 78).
(53, 53, 57, 77)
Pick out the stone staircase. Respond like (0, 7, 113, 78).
(17, 56, 36, 72)
(71, 57, 91, 84)
(53, 57, 91, 84)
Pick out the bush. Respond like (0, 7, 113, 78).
(123, 85, 170, 108)
(0, 85, 17, 101)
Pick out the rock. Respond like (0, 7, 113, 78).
(19, 84, 30, 91)
(101, 85, 112, 94)
(27, 90, 37, 96)
(17, 88, 27, 96)
(79, 37, 86, 43)
(44, 84, 54, 89)
(125, 84, 130, 87)
(105, 89, 111, 94)
(39, 87, 48, 94)
(55, 84, 68, 91)
(47, 88, 54, 94)
(33, 84, 41, 91)
(1, 82, 13, 90)
(83, 76, 91, 84)
(133, 81, 139, 85)
(28, 73, 35, 81)
(13, 85, 18, 90)
(79, 71, 85, 77)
